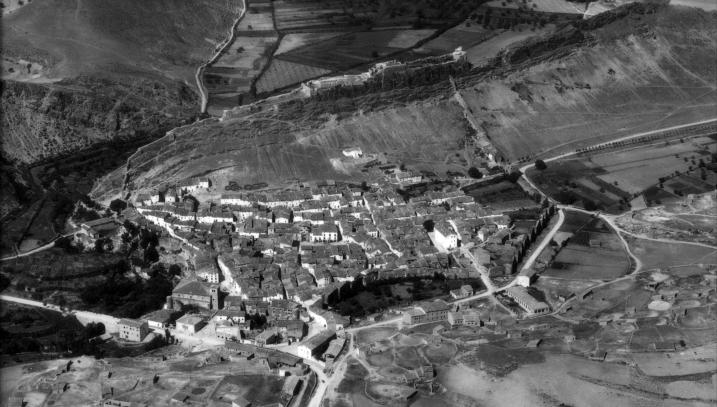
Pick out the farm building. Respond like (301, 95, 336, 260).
(323, 337, 346, 360)
(118, 319, 149, 342)
(176, 315, 206, 334)
(297, 330, 336, 359)
(505, 286, 550, 314)
(474, 0, 586, 29)
(79, 217, 121, 240)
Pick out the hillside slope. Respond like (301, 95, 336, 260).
(462, 5, 717, 160)
(0, 0, 242, 247)
(1, 0, 242, 165)
(2, 0, 241, 85)
(100, 4, 717, 200)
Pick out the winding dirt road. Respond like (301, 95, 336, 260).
(194, 0, 247, 113)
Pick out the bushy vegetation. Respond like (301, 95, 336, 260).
(80, 263, 173, 318)
(0, 304, 106, 357)
(327, 276, 483, 317)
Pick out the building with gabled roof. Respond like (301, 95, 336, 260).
(167, 279, 219, 310)
(505, 286, 550, 315)
(118, 319, 149, 342)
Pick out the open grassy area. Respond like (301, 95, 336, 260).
(213, 375, 285, 405)
(626, 237, 717, 270)
(542, 211, 631, 280)
(277, 29, 435, 71)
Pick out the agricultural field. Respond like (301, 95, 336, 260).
(236, 1, 275, 32)
(414, 20, 494, 55)
(527, 136, 717, 213)
(541, 211, 631, 280)
(276, 29, 436, 72)
(255, 59, 330, 94)
(273, 0, 473, 32)
(626, 237, 717, 271)
(274, 32, 345, 55)
(204, 4, 278, 113)
(588, 136, 716, 195)
(273, 0, 372, 31)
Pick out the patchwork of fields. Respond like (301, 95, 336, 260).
(529, 135, 717, 212)
(276, 29, 436, 72)
(542, 211, 631, 280)
(203, 1, 278, 114)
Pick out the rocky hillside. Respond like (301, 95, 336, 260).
(1, 0, 243, 164)
(0, 0, 241, 240)
(2, 77, 197, 164)
(100, 4, 716, 201)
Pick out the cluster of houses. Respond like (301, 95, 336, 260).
(118, 165, 559, 348)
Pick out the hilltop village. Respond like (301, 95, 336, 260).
(72, 155, 559, 350)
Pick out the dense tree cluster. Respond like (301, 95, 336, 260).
(80, 261, 172, 318)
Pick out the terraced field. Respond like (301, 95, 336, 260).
(273, 0, 372, 31)
(203, 1, 278, 114)
(256, 59, 330, 94)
